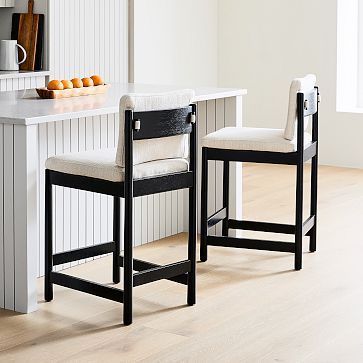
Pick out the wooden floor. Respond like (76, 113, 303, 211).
(1, 163, 363, 362)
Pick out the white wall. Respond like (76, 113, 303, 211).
(218, 0, 363, 168)
(132, 0, 218, 87)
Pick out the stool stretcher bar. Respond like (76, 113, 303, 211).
(53, 242, 116, 266)
(119, 256, 188, 285)
(50, 272, 124, 303)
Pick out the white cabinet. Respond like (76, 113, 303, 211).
(0, 0, 14, 7)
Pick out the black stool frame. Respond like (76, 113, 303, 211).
(200, 88, 319, 270)
(45, 104, 197, 325)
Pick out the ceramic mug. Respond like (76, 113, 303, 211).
(0, 40, 27, 71)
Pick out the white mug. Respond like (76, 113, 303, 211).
(0, 40, 27, 71)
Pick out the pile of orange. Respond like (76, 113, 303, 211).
(47, 75, 104, 91)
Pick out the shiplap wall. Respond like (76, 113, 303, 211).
(48, 0, 128, 82)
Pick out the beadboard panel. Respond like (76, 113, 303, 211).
(0, 76, 46, 92)
(48, 0, 128, 82)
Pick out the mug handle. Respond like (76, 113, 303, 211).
(16, 44, 27, 65)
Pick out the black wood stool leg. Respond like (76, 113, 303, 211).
(123, 190, 133, 325)
(113, 197, 121, 284)
(200, 148, 208, 262)
(309, 155, 318, 253)
(222, 161, 230, 236)
(295, 162, 304, 270)
(187, 184, 197, 305)
(44, 170, 53, 302)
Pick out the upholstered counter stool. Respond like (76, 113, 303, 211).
(200, 75, 319, 270)
(44, 90, 197, 325)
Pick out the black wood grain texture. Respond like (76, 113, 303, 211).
(133, 106, 193, 140)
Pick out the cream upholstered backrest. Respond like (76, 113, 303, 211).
(116, 89, 195, 167)
(284, 74, 317, 141)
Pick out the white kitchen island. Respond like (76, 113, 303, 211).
(0, 83, 246, 313)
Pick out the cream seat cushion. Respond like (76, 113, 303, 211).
(202, 127, 312, 153)
(46, 148, 189, 182)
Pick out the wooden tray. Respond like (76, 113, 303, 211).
(36, 84, 110, 99)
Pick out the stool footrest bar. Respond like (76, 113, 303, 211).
(208, 208, 227, 229)
(207, 236, 296, 253)
(118, 257, 189, 285)
(53, 242, 115, 266)
(50, 272, 124, 303)
(133, 260, 191, 287)
(228, 219, 295, 235)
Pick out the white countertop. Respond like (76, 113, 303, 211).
(0, 70, 50, 80)
(0, 83, 247, 125)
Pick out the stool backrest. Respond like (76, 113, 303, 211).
(284, 74, 317, 140)
(116, 90, 195, 168)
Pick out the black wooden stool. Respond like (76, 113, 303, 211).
(44, 90, 197, 325)
(200, 75, 319, 270)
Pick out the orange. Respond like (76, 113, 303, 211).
(82, 78, 94, 87)
(71, 78, 83, 88)
(47, 80, 64, 91)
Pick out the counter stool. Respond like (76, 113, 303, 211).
(200, 75, 319, 270)
(44, 90, 197, 325)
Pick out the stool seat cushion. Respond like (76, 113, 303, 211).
(46, 148, 189, 182)
(202, 127, 312, 153)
